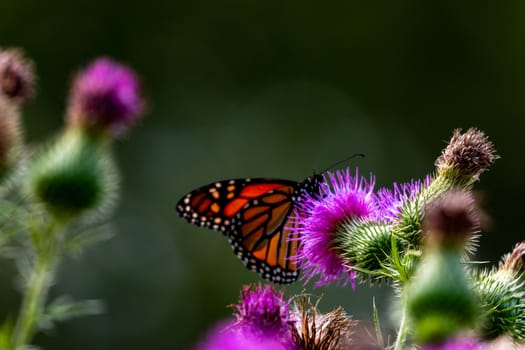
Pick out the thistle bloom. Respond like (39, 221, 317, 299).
(233, 284, 292, 341)
(293, 168, 378, 287)
(199, 285, 296, 350)
(67, 57, 143, 135)
(376, 176, 430, 223)
(0, 48, 35, 104)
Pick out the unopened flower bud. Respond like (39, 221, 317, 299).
(424, 190, 480, 248)
(0, 48, 35, 104)
(435, 128, 498, 185)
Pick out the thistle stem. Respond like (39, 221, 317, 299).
(12, 222, 60, 349)
(394, 294, 409, 350)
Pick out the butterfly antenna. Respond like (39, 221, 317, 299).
(320, 153, 365, 173)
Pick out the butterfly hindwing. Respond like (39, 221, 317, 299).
(227, 182, 299, 283)
(176, 175, 321, 284)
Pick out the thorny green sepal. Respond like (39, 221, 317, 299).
(473, 268, 525, 341)
(338, 220, 400, 284)
(26, 128, 119, 222)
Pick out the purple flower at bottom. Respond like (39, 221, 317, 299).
(233, 284, 295, 348)
(197, 322, 294, 350)
(375, 175, 430, 223)
(67, 57, 143, 135)
(292, 168, 378, 287)
(423, 338, 485, 350)
(198, 285, 298, 350)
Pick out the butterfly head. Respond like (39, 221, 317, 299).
(297, 173, 323, 199)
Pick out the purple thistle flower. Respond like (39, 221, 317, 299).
(197, 321, 294, 350)
(198, 285, 298, 350)
(293, 168, 378, 287)
(423, 337, 485, 350)
(67, 57, 143, 135)
(376, 175, 431, 223)
(233, 284, 295, 347)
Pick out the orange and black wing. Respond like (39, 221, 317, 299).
(227, 184, 302, 283)
(176, 175, 322, 284)
(176, 178, 300, 283)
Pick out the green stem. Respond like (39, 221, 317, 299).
(394, 293, 409, 350)
(12, 255, 54, 349)
(12, 222, 60, 349)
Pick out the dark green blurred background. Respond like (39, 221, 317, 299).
(1, 0, 524, 349)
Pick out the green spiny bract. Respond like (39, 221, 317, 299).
(26, 128, 118, 221)
(338, 220, 406, 284)
(473, 268, 525, 341)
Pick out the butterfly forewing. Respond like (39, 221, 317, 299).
(176, 178, 296, 231)
(176, 175, 321, 284)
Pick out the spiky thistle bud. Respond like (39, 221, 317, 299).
(26, 128, 118, 221)
(406, 190, 479, 343)
(435, 128, 498, 187)
(291, 296, 356, 350)
(500, 242, 525, 277)
(0, 48, 35, 104)
(473, 245, 525, 341)
(394, 128, 497, 250)
(346, 177, 431, 282)
(67, 57, 144, 137)
(423, 190, 480, 248)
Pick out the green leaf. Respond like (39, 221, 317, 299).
(40, 296, 105, 331)
(372, 298, 384, 349)
(63, 222, 114, 258)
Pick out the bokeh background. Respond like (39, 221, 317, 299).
(1, 0, 524, 349)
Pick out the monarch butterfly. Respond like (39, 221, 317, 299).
(176, 175, 322, 284)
